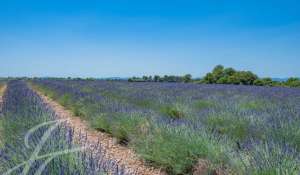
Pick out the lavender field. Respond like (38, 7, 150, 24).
(30, 79, 300, 175)
(0, 81, 127, 175)
(2, 0, 300, 174)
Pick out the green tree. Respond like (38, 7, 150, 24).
(261, 78, 274, 86)
(154, 75, 160, 82)
(142, 76, 148, 81)
(224, 67, 236, 76)
(203, 72, 216, 83)
(183, 74, 192, 83)
(212, 65, 225, 81)
(253, 79, 264, 86)
(286, 78, 300, 87)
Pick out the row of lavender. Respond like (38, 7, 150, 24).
(32, 79, 300, 174)
(0, 81, 127, 175)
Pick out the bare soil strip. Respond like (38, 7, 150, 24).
(0, 85, 7, 146)
(0, 85, 6, 108)
(33, 88, 165, 175)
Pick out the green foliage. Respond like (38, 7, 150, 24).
(285, 77, 300, 87)
(212, 65, 225, 81)
(183, 74, 192, 83)
(111, 114, 146, 144)
(160, 103, 189, 119)
(91, 114, 112, 133)
(70, 102, 87, 117)
(154, 75, 160, 82)
(91, 113, 146, 144)
(58, 94, 72, 107)
(201, 65, 299, 88)
(203, 65, 258, 85)
(254, 78, 275, 86)
(132, 125, 232, 175)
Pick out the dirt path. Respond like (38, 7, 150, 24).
(0, 85, 7, 146)
(0, 85, 6, 108)
(33, 87, 165, 175)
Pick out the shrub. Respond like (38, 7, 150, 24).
(111, 114, 146, 144)
(132, 125, 234, 174)
(160, 103, 189, 119)
(91, 113, 112, 133)
(70, 102, 87, 117)
(91, 113, 146, 144)
(58, 94, 72, 107)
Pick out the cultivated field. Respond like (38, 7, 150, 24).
(1, 79, 300, 175)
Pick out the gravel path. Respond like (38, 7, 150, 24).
(33, 87, 165, 175)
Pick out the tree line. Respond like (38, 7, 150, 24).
(128, 65, 300, 88)
(128, 74, 193, 83)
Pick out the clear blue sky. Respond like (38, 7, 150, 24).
(0, 0, 300, 78)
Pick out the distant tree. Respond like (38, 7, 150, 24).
(142, 76, 148, 81)
(216, 77, 228, 84)
(159, 77, 164, 82)
(237, 71, 258, 85)
(261, 78, 274, 86)
(212, 65, 225, 81)
(203, 73, 215, 84)
(148, 76, 153, 82)
(253, 79, 264, 86)
(164, 75, 169, 82)
(183, 74, 192, 83)
(223, 67, 236, 76)
(86, 77, 95, 81)
(254, 78, 275, 86)
(168, 75, 176, 82)
(226, 74, 241, 85)
(154, 75, 160, 82)
(285, 77, 300, 87)
(202, 65, 258, 85)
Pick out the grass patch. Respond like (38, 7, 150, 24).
(132, 125, 233, 174)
